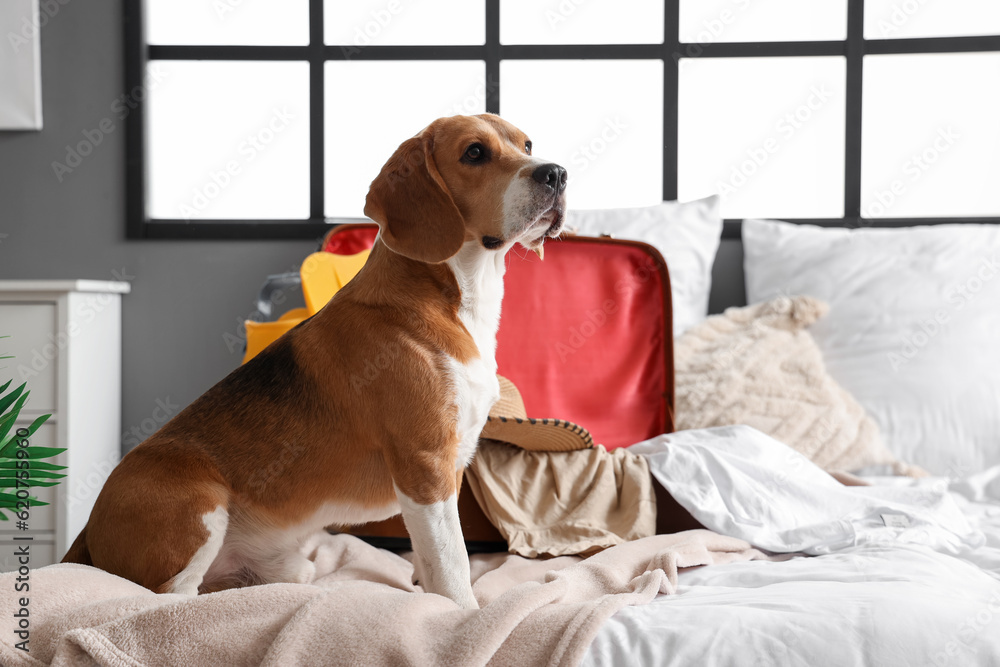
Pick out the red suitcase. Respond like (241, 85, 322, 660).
(320, 224, 676, 549)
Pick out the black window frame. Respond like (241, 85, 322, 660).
(124, 0, 1000, 240)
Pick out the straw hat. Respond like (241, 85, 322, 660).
(480, 376, 594, 452)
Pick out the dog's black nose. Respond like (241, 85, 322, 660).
(532, 163, 568, 193)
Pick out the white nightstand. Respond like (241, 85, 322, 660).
(0, 280, 129, 569)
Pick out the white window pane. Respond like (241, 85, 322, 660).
(501, 60, 662, 210)
(147, 0, 309, 45)
(325, 0, 484, 46)
(862, 53, 1000, 219)
(325, 61, 485, 218)
(501, 0, 663, 45)
(679, 0, 846, 43)
(865, 0, 1000, 39)
(678, 57, 845, 219)
(148, 61, 310, 220)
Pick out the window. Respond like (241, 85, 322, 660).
(126, 0, 1000, 239)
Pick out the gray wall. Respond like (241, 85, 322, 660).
(0, 2, 747, 454)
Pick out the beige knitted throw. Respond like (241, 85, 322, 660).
(674, 295, 923, 476)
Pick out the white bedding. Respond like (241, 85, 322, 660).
(583, 428, 1000, 666)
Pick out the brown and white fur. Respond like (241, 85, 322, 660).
(61, 114, 567, 610)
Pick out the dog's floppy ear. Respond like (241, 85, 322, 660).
(364, 132, 467, 264)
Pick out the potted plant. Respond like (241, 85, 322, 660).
(0, 340, 65, 521)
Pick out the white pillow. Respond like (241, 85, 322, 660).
(566, 196, 722, 337)
(743, 218, 1000, 476)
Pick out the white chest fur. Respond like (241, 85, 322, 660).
(445, 243, 505, 469)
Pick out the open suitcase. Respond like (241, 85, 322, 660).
(246, 223, 676, 550)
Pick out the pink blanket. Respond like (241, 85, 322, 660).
(1, 530, 768, 666)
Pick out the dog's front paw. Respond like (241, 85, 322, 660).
(288, 558, 317, 585)
(257, 551, 317, 585)
(427, 581, 479, 610)
(411, 557, 427, 590)
(451, 588, 479, 610)
(413, 559, 478, 609)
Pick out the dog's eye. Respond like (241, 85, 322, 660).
(463, 143, 487, 163)
(524, 140, 532, 155)
(481, 235, 504, 250)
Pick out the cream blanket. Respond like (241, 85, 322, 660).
(1, 530, 768, 667)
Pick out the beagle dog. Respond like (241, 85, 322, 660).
(62, 114, 567, 610)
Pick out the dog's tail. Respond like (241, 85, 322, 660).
(62, 525, 92, 566)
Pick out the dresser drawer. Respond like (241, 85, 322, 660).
(0, 302, 58, 412)
(0, 538, 56, 572)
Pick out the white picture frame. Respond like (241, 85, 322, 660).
(0, 0, 43, 130)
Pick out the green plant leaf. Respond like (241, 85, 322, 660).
(0, 412, 50, 458)
(0, 479, 60, 488)
(0, 413, 18, 452)
(17, 447, 66, 460)
(0, 492, 49, 507)
(20, 412, 49, 439)
(0, 382, 26, 416)
(0, 391, 30, 450)
(0, 461, 66, 471)
(0, 379, 11, 394)
(0, 495, 24, 508)
(0, 469, 66, 479)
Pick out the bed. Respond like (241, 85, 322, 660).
(582, 207, 1000, 666)
(586, 429, 1000, 666)
(3, 200, 1000, 666)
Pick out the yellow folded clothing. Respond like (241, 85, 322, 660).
(243, 249, 370, 364)
(465, 440, 656, 558)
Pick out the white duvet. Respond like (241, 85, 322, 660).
(583, 427, 1000, 667)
